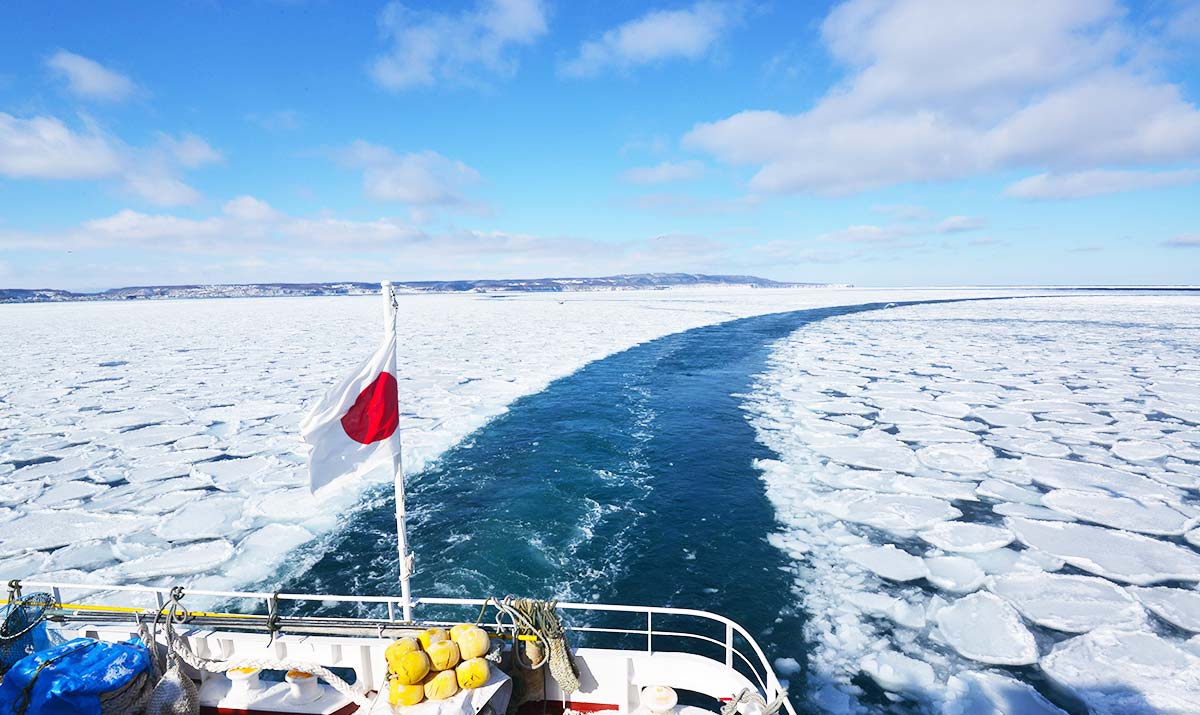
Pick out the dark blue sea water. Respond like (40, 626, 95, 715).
(275, 300, 965, 711)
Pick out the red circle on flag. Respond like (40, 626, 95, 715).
(341, 372, 399, 444)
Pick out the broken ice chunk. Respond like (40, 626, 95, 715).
(1020, 456, 1178, 501)
(919, 521, 1014, 553)
(989, 573, 1145, 633)
(935, 592, 1038, 665)
(943, 671, 1066, 715)
(0, 510, 139, 552)
(992, 502, 1077, 522)
(859, 651, 935, 696)
(107, 539, 235, 579)
(1007, 517, 1200, 585)
(154, 496, 246, 542)
(1041, 489, 1191, 535)
(975, 479, 1043, 505)
(1128, 587, 1200, 633)
(844, 544, 929, 582)
(845, 592, 926, 629)
(813, 490, 961, 533)
(924, 556, 986, 594)
(1112, 440, 1170, 462)
(1041, 628, 1200, 715)
(916, 443, 994, 474)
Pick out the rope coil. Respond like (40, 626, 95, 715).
(491, 596, 580, 696)
(720, 687, 788, 715)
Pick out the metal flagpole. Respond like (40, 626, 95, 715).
(382, 281, 414, 622)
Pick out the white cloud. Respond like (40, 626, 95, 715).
(337, 141, 482, 206)
(370, 0, 547, 90)
(46, 51, 136, 102)
(0, 113, 219, 206)
(561, 2, 737, 77)
(936, 215, 984, 233)
(816, 214, 983, 245)
(819, 224, 909, 243)
(120, 170, 204, 207)
(223, 195, 282, 222)
(246, 110, 301, 132)
(159, 133, 223, 168)
(62, 200, 415, 251)
(82, 209, 223, 242)
(633, 192, 760, 215)
(630, 233, 730, 267)
(684, 0, 1200, 196)
(622, 160, 706, 184)
(116, 133, 222, 206)
(872, 204, 931, 220)
(0, 113, 122, 179)
(1006, 168, 1200, 198)
(1164, 234, 1200, 248)
(280, 216, 422, 245)
(1, 198, 770, 286)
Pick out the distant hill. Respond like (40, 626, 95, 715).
(1, 273, 834, 303)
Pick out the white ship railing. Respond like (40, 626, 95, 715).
(16, 580, 795, 715)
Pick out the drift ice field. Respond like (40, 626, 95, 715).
(3, 288, 1200, 714)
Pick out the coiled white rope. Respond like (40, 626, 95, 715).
(719, 687, 788, 715)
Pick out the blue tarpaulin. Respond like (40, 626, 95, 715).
(0, 638, 151, 715)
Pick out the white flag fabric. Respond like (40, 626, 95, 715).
(300, 294, 400, 495)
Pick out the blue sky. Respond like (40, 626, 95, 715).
(1, 0, 1198, 289)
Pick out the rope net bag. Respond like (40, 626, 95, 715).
(0, 583, 55, 677)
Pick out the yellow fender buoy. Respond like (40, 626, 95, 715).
(424, 670, 460, 701)
(449, 623, 475, 642)
(418, 627, 449, 649)
(426, 639, 461, 671)
(455, 658, 490, 690)
(390, 650, 432, 685)
(386, 637, 422, 669)
(389, 678, 426, 707)
(454, 626, 491, 660)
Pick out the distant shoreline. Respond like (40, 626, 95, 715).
(4, 280, 1197, 305)
(0, 273, 844, 304)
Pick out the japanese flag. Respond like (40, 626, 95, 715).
(301, 284, 401, 495)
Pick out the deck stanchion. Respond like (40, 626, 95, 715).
(647, 612, 653, 652)
(725, 623, 734, 667)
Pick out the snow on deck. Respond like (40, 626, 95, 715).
(745, 294, 1200, 714)
(0, 287, 1020, 595)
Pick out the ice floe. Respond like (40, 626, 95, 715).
(918, 522, 1013, 553)
(845, 592, 926, 629)
(1040, 489, 1192, 535)
(1007, 517, 1200, 585)
(934, 592, 1038, 665)
(859, 651, 935, 696)
(1, 287, 1027, 594)
(1041, 628, 1200, 715)
(1128, 586, 1200, 633)
(844, 544, 929, 582)
(813, 491, 961, 534)
(744, 295, 1200, 712)
(942, 671, 1066, 715)
(988, 572, 1145, 632)
(924, 556, 985, 594)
